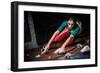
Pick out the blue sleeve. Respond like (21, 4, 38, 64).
(71, 27, 80, 37)
(57, 20, 68, 32)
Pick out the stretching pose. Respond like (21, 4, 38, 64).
(42, 17, 82, 54)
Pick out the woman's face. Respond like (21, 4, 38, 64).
(68, 20, 75, 30)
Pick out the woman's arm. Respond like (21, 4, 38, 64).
(47, 30, 60, 46)
(41, 30, 60, 54)
(48, 20, 67, 46)
(61, 35, 74, 48)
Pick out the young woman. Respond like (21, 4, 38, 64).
(42, 17, 81, 54)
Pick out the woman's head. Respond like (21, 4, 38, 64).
(68, 17, 76, 30)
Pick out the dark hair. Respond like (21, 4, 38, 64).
(68, 17, 76, 23)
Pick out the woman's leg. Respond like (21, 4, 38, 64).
(53, 28, 70, 42)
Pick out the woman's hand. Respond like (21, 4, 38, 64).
(41, 45, 50, 55)
(54, 47, 65, 54)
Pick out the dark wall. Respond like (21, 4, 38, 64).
(24, 11, 90, 46)
(24, 12, 31, 43)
